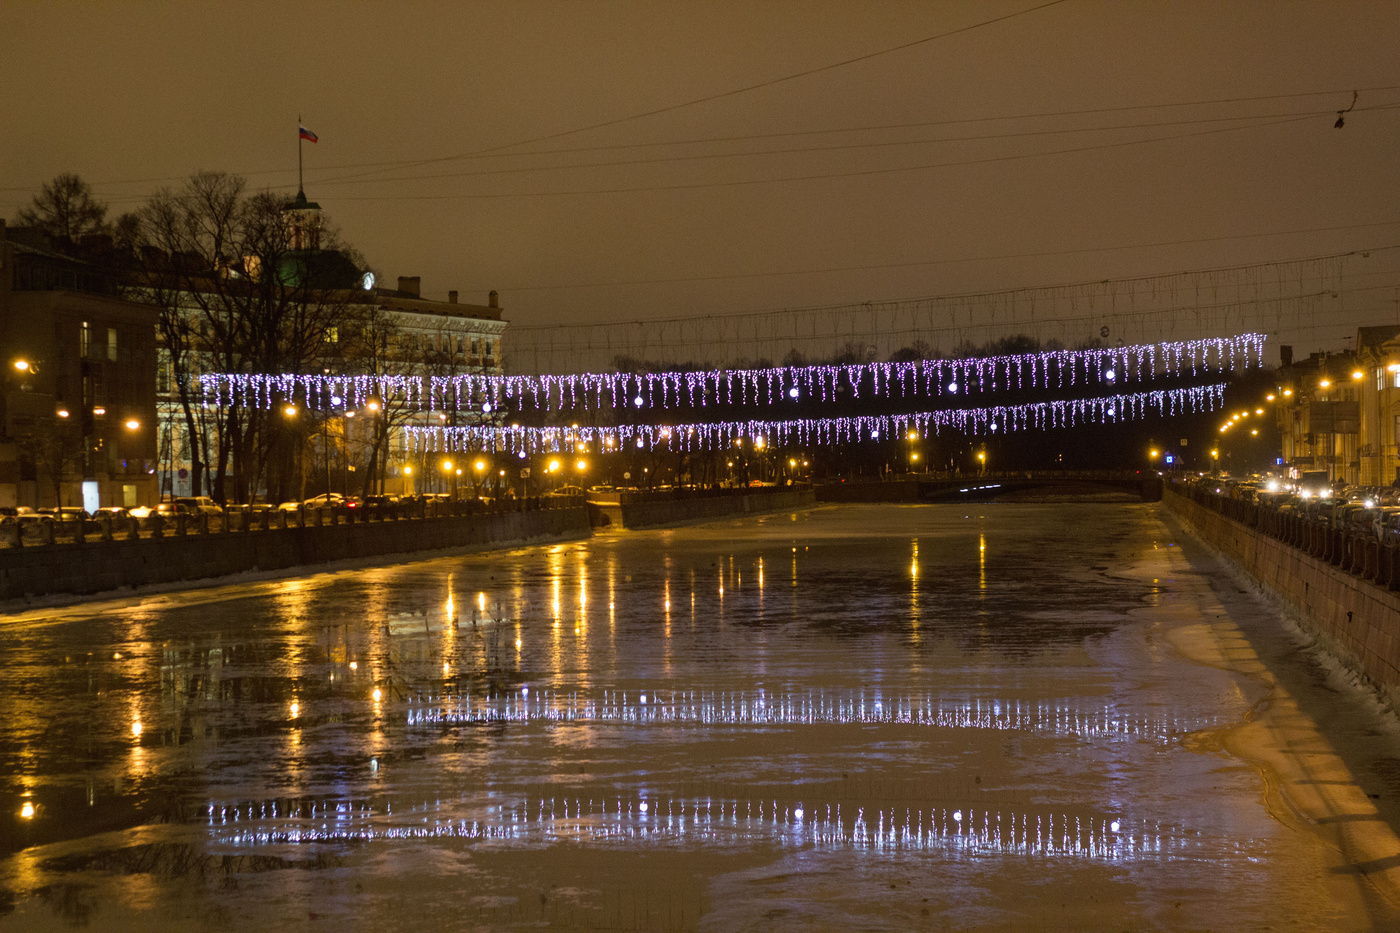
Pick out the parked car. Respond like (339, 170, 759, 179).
(175, 496, 222, 516)
(0, 506, 49, 527)
(302, 493, 346, 508)
(37, 507, 89, 521)
(544, 485, 585, 498)
(129, 502, 187, 519)
(94, 506, 130, 519)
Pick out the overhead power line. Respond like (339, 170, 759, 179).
(332, 111, 1353, 202)
(321, 0, 1075, 186)
(318, 105, 1395, 188)
(481, 222, 1400, 294)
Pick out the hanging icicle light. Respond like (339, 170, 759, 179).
(402, 383, 1227, 456)
(201, 334, 1265, 414)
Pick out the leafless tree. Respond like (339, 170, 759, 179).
(129, 172, 370, 503)
(15, 173, 109, 244)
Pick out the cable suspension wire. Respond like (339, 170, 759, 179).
(504, 252, 1370, 374)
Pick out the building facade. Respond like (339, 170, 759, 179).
(1273, 328, 1400, 488)
(0, 222, 159, 510)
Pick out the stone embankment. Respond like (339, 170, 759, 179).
(1164, 484, 1400, 700)
(0, 500, 590, 601)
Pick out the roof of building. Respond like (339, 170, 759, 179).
(1356, 325, 1400, 352)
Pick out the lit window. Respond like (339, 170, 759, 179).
(107, 327, 118, 361)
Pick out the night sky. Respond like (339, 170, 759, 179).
(4, 1, 1399, 361)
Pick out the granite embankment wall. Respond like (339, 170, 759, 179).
(0, 507, 590, 600)
(1164, 487, 1400, 697)
(596, 487, 817, 529)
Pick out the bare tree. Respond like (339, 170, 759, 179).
(130, 172, 370, 503)
(16, 414, 85, 509)
(16, 173, 109, 244)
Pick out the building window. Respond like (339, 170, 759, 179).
(484, 339, 493, 358)
(80, 321, 92, 359)
(156, 350, 171, 394)
(107, 328, 118, 362)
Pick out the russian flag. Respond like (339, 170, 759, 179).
(299, 125, 318, 143)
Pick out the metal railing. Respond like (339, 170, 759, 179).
(1171, 482, 1400, 591)
(0, 496, 584, 549)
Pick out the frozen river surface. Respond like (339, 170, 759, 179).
(4, 502, 1400, 930)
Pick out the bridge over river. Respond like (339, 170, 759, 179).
(1, 501, 1397, 930)
(816, 469, 1163, 503)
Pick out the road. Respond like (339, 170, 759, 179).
(2, 502, 1399, 930)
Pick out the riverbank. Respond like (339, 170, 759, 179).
(0, 505, 590, 604)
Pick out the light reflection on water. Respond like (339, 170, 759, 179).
(199, 792, 1246, 866)
(396, 688, 1218, 741)
(4, 505, 1378, 929)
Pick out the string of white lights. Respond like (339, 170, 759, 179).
(200, 334, 1262, 413)
(403, 384, 1227, 455)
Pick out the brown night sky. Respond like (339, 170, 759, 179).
(3, 1, 1398, 359)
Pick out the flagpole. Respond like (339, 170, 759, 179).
(297, 114, 304, 193)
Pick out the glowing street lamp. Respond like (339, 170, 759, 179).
(124, 419, 141, 431)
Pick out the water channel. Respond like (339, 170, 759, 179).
(2, 502, 1399, 930)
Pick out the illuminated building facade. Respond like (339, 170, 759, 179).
(0, 221, 159, 510)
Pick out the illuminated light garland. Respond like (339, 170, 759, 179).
(200, 334, 1263, 413)
(403, 384, 1227, 455)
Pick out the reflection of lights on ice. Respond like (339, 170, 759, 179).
(289, 701, 300, 718)
(20, 802, 35, 819)
(202, 794, 1195, 867)
(372, 688, 382, 702)
(370, 759, 378, 772)
(397, 687, 1209, 743)
(131, 720, 143, 737)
